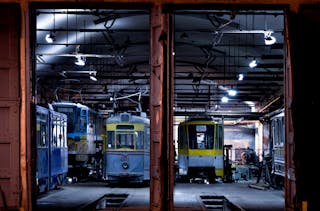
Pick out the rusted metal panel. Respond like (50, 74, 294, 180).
(0, 4, 21, 210)
(150, 4, 166, 211)
(149, 6, 175, 209)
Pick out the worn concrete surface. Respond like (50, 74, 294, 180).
(36, 180, 284, 211)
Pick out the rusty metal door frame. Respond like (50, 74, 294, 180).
(149, 5, 175, 211)
(17, 2, 318, 211)
(0, 3, 22, 211)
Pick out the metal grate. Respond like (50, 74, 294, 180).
(95, 193, 129, 209)
(200, 195, 226, 211)
(199, 195, 244, 211)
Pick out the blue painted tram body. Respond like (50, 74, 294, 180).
(103, 112, 150, 184)
(36, 105, 68, 193)
(51, 102, 105, 179)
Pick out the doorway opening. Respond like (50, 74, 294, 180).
(31, 5, 152, 210)
(171, 6, 286, 210)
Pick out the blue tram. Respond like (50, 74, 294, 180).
(177, 117, 224, 183)
(36, 105, 68, 193)
(51, 102, 105, 179)
(103, 112, 150, 184)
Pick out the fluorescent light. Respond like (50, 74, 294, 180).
(238, 74, 244, 81)
(249, 59, 257, 68)
(89, 75, 97, 81)
(45, 33, 55, 43)
(75, 56, 85, 66)
(221, 96, 229, 103)
(264, 32, 276, 45)
(228, 89, 237, 96)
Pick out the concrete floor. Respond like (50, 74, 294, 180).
(36, 180, 284, 211)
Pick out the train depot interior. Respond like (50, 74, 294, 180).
(33, 5, 286, 210)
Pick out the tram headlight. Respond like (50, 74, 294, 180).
(122, 161, 129, 169)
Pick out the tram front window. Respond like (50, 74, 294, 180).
(116, 133, 134, 149)
(188, 125, 214, 149)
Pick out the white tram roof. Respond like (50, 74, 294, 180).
(51, 101, 89, 110)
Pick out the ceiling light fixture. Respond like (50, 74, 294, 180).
(228, 89, 237, 96)
(221, 96, 229, 103)
(220, 29, 276, 46)
(238, 74, 244, 81)
(89, 71, 97, 81)
(46, 11, 56, 43)
(89, 75, 97, 81)
(45, 33, 55, 43)
(264, 31, 276, 45)
(75, 56, 86, 66)
(249, 58, 257, 68)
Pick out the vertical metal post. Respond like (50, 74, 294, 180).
(149, 4, 174, 211)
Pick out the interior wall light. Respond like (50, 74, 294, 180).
(45, 33, 55, 43)
(75, 56, 86, 66)
(264, 31, 276, 45)
(249, 58, 257, 68)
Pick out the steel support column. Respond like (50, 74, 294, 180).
(150, 4, 174, 211)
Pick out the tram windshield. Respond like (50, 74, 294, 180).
(188, 124, 214, 149)
(53, 106, 76, 132)
(116, 132, 134, 149)
(107, 130, 144, 150)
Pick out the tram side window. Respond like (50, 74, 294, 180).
(188, 125, 197, 149)
(80, 109, 87, 133)
(37, 123, 47, 147)
(272, 120, 279, 146)
(75, 108, 81, 132)
(57, 119, 60, 147)
(145, 127, 150, 150)
(37, 112, 48, 147)
(279, 118, 284, 145)
(273, 118, 284, 147)
(107, 131, 115, 148)
(136, 131, 144, 150)
(215, 125, 223, 150)
(57, 117, 63, 147)
(276, 120, 281, 146)
(63, 119, 67, 147)
(178, 125, 184, 150)
(52, 118, 57, 147)
(205, 125, 214, 149)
